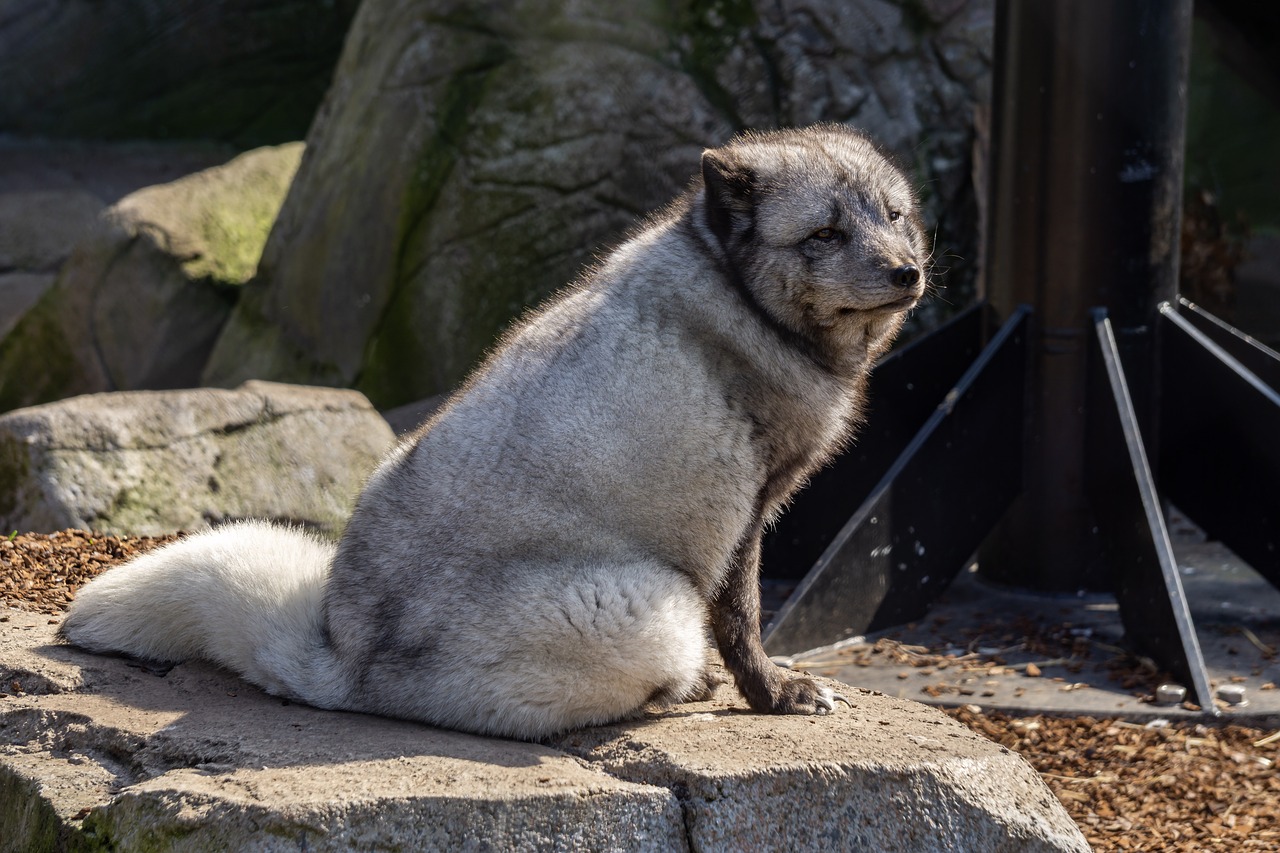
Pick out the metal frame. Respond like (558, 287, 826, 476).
(763, 298, 1280, 712)
(759, 1, 1280, 714)
(1158, 303, 1280, 590)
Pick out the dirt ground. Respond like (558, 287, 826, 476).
(3, 529, 1278, 852)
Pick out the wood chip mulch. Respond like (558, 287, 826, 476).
(3, 530, 1279, 851)
(0, 529, 176, 616)
(945, 706, 1279, 851)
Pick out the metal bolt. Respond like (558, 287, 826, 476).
(1155, 683, 1186, 705)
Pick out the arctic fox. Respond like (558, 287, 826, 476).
(61, 124, 929, 739)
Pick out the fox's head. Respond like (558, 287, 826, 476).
(700, 124, 929, 369)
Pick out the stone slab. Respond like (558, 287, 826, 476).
(1, 609, 1089, 851)
(0, 610, 682, 852)
(553, 694, 1087, 851)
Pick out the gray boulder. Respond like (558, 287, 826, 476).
(0, 381, 394, 537)
(0, 137, 243, 368)
(203, 0, 994, 408)
(1, 610, 1089, 852)
(0, 143, 304, 413)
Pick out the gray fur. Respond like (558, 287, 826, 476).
(60, 124, 928, 740)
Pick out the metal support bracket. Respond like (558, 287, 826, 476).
(762, 306, 1028, 655)
(763, 299, 1280, 715)
(1158, 302, 1280, 589)
(761, 304, 990, 579)
(1085, 308, 1216, 712)
(1175, 297, 1280, 391)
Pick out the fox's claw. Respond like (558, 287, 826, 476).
(814, 686, 849, 714)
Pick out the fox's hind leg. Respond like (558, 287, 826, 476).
(652, 660, 730, 706)
(406, 559, 708, 740)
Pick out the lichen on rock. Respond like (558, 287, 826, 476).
(111, 143, 305, 288)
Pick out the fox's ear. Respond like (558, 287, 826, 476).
(701, 149, 756, 246)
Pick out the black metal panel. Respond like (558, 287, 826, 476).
(1175, 297, 1280, 392)
(1085, 309, 1216, 712)
(762, 304, 988, 579)
(761, 308, 1028, 655)
(1158, 305, 1280, 589)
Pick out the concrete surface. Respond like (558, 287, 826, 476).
(0, 611, 1088, 852)
(767, 523, 1280, 725)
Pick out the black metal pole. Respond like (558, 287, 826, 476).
(981, 0, 1194, 592)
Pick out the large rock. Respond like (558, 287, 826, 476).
(0, 137, 243, 355)
(0, 381, 394, 537)
(0, 610, 1089, 852)
(0, 0, 358, 146)
(203, 0, 994, 408)
(0, 144, 304, 413)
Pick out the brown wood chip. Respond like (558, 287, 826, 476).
(944, 706, 1279, 851)
(0, 529, 176, 615)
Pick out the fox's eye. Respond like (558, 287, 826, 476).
(810, 227, 839, 242)
(888, 211, 902, 222)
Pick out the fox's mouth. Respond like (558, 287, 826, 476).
(837, 294, 920, 316)
(874, 294, 921, 311)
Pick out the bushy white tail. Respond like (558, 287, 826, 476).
(60, 521, 350, 709)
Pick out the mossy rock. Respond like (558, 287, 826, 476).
(204, 0, 993, 408)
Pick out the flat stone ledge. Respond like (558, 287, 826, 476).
(1, 609, 1089, 852)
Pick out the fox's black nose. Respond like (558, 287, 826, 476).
(891, 264, 921, 288)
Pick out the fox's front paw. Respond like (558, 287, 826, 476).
(774, 676, 850, 716)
